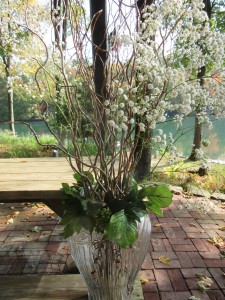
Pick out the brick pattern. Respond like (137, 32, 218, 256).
(144, 195, 225, 300)
(0, 194, 225, 300)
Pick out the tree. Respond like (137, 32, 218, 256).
(0, 0, 49, 134)
(134, 0, 154, 181)
(189, 0, 225, 161)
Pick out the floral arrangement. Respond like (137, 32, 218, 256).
(32, 0, 225, 248)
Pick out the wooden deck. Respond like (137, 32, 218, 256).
(0, 157, 75, 216)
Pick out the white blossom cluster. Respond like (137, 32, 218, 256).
(105, 0, 225, 154)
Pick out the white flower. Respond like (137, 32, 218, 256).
(131, 87, 138, 93)
(117, 110, 124, 117)
(158, 116, 166, 122)
(108, 120, 115, 127)
(138, 74, 144, 81)
(132, 107, 138, 113)
(139, 123, 145, 132)
(128, 101, 134, 107)
(104, 100, 110, 106)
(110, 104, 118, 111)
(118, 88, 124, 95)
(158, 129, 163, 135)
(120, 123, 128, 131)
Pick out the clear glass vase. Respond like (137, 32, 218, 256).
(68, 215, 151, 300)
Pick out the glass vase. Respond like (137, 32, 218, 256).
(68, 214, 151, 300)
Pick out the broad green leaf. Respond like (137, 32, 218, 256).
(62, 183, 77, 198)
(104, 192, 126, 213)
(125, 204, 147, 222)
(145, 202, 164, 216)
(144, 186, 172, 208)
(87, 202, 102, 216)
(73, 173, 83, 186)
(61, 213, 94, 238)
(124, 186, 138, 203)
(73, 171, 94, 186)
(62, 182, 70, 192)
(63, 218, 82, 238)
(105, 210, 138, 248)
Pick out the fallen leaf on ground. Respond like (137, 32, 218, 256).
(189, 223, 198, 227)
(189, 296, 200, 300)
(197, 276, 213, 293)
(219, 226, 225, 231)
(207, 236, 225, 249)
(140, 277, 149, 284)
(6, 218, 14, 224)
(31, 226, 42, 233)
(154, 224, 162, 227)
(158, 256, 171, 265)
(184, 236, 194, 240)
(220, 251, 225, 259)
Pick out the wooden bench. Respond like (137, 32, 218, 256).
(0, 157, 75, 216)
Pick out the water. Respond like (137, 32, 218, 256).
(1, 118, 225, 161)
(159, 117, 225, 161)
(0, 121, 50, 136)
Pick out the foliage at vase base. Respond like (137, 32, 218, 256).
(60, 172, 172, 248)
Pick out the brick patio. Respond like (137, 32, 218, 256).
(0, 194, 224, 300)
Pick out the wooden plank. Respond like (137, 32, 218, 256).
(0, 158, 73, 198)
(0, 274, 144, 300)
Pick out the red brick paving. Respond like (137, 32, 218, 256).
(0, 194, 225, 300)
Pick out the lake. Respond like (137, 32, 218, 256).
(1, 118, 225, 161)
(159, 117, 225, 161)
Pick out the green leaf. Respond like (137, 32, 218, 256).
(62, 183, 78, 198)
(73, 171, 94, 186)
(82, 171, 94, 184)
(73, 173, 83, 186)
(144, 186, 173, 208)
(87, 202, 102, 216)
(124, 186, 138, 203)
(61, 210, 94, 238)
(146, 204, 164, 216)
(62, 182, 70, 192)
(125, 202, 147, 222)
(105, 210, 138, 248)
(104, 191, 126, 213)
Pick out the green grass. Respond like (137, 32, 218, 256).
(0, 131, 98, 158)
(0, 131, 57, 158)
(151, 159, 225, 193)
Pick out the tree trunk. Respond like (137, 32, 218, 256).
(189, 0, 212, 161)
(134, 0, 154, 181)
(7, 82, 15, 135)
(90, 0, 107, 100)
(90, 0, 108, 146)
(189, 114, 202, 161)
